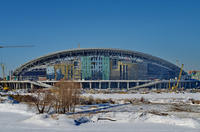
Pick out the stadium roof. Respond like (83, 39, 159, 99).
(14, 48, 182, 76)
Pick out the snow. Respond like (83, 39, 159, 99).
(82, 92, 200, 103)
(90, 112, 200, 128)
(0, 109, 199, 132)
(0, 103, 33, 116)
(23, 114, 75, 127)
(0, 92, 200, 131)
(0, 89, 31, 96)
(83, 92, 200, 100)
(144, 114, 200, 128)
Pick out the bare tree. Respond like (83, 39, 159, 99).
(54, 81, 81, 114)
(33, 89, 54, 114)
(32, 81, 81, 114)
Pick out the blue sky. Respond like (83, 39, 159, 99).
(0, 0, 200, 75)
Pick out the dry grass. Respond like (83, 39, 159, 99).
(83, 89, 128, 94)
(80, 96, 115, 105)
(9, 95, 36, 103)
(50, 114, 59, 120)
(189, 98, 200, 104)
(148, 110, 168, 116)
(130, 97, 151, 104)
(170, 104, 193, 112)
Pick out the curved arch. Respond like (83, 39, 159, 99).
(13, 48, 183, 76)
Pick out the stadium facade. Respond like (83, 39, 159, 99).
(13, 48, 187, 81)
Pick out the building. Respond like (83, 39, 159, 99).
(188, 71, 200, 80)
(13, 48, 187, 81)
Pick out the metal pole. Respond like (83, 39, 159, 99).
(89, 82, 92, 89)
(99, 82, 101, 89)
(127, 82, 129, 90)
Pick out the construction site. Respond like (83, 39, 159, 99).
(0, 48, 200, 91)
(1, 47, 200, 132)
(1, 0, 200, 131)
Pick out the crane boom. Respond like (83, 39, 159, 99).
(175, 64, 184, 88)
(171, 64, 184, 91)
(0, 45, 34, 48)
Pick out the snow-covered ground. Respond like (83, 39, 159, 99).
(83, 92, 200, 100)
(0, 92, 200, 132)
(83, 92, 200, 103)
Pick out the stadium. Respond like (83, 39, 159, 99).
(13, 48, 187, 81)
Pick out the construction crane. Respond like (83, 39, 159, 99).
(170, 64, 184, 91)
(168, 79, 171, 90)
(0, 63, 9, 91)
(0, 44, 34, 91)
(0, 45, 34, 48)
(0, 63, 5, 80)
(0, 44, 34, 79)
